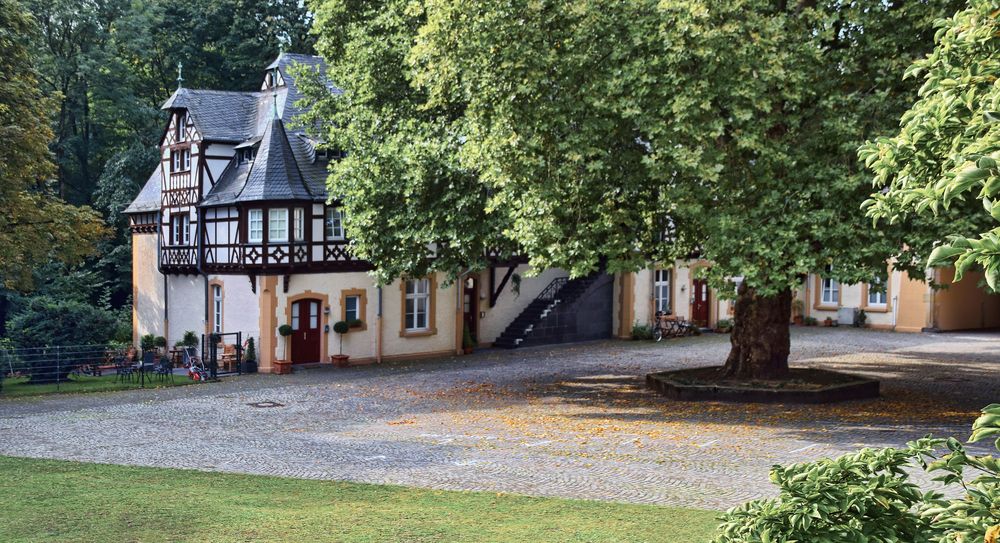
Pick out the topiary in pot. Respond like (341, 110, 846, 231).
(462, 325, 475, 354)
(331, 321, 351, 367)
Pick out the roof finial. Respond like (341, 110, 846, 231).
(271, 66, 279, 120)
(176, 61, 184, 89)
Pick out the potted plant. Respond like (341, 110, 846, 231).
(823, 317, 833, 327)
(791, 299, 804, 325)
(274, 324, 293, 374)
(348, 318, 364, 329)
(140, 333, 157, 353)
(243, 337, 257, 374)
(462, 324, 475, 354)
(715, 319, 733, 333)
(331, 321, 351, 367)
(154, 335, 167, 354)
(803, 316, 818, 326)
(853, 309, 867, 328)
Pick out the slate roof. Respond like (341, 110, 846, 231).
(161, 89, 258, 143)
(124, 168, 161, 213)
(208, 119, 325, 206)
(128, 53, 339, 213)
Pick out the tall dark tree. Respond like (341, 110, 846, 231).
(306, 0, 963, 379)
(0, 0, 107, 291)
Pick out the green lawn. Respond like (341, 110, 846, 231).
(0, 372, 194, 398)
(0, 456, 720, 543)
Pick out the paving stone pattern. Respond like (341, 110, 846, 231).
(1, 328, 998, 510)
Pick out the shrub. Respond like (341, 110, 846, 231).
(715, 319, 733, 332)
(714, 405, 1000, 543)
(140, 334, 157, 352)
(854, 309, 868, 327)
(462, 325, 475, 349)
(278, 324, 293, 336)
(244, 337, 256, 363)
(332, 321, 350, 334)
(631, 323, 653, 340)
(178, 330, 199, 347)
(6, 296, 121, 383)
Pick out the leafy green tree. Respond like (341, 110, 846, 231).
(306, 0, 959, 378)
(864, 1, 1000, 291)
(0, 0, 107, 292)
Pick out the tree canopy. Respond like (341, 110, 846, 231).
(306, 0, 963, 377)
(308, 0, 960, 290)
(863, 1, 1000, 290)
(0, 0, 106, 291)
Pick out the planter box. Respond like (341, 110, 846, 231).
(273, 360, 292, 375)
(330, 354, 350, 368)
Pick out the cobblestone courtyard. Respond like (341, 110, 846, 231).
(1, 328, 998, 510)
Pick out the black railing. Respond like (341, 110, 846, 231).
(537, 277, 569, 301)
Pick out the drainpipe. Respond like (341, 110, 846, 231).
(196, 206, 209, 336)
(376, 285, 383, 363)
(891, 295, 898, 331)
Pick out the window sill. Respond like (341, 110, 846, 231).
(400, 328, 436, 338)
(813, 304, 840, 311)
(862, 305, 890, 313)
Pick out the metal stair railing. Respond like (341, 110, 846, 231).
(536, 277, 569, 301)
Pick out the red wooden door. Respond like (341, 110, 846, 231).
(691, 279, 710, 327)
(290, 299, 321, 363)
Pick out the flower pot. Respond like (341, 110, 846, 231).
(793, 315, 803, 326)
(273, 360, 292, 375)
(331, 354, 350, 368)
(463, 347, 474, 355)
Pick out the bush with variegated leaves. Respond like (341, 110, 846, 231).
(714, 405, 1000, 543)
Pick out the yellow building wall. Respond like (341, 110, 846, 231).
(131, 233, 165, 344)
(933, 268, 1000, 331)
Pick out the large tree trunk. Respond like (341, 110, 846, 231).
(722, 284, 792, 379)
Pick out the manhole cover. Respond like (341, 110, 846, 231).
(248, 401, 285, 408)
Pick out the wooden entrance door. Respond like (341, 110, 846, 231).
(463, 276, 478, 343)
(290, 298, 321, 363)
(691, 279, 710, 327)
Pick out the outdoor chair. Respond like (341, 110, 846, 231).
(115, 355, 134, 383)
(154, 355, 173, 383)
(219, 344, 237, 373)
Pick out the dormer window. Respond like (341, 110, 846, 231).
(238, 148, 256, 164)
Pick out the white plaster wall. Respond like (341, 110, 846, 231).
(214, 274, 260, 343)
(633, 268, 654, 327)
(477, 266, 569, 344)
(382, 272, 458, 358)
(166, 275, 206, 347)
(133, 233, 165, 343)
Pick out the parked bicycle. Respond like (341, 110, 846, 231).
(652, 311, 697, 341)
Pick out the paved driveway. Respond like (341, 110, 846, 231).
(1, 328, 998, 510)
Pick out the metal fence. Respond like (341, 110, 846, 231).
(1, 343, 181, 396)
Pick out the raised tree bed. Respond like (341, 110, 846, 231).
(646, 366, 879, 404)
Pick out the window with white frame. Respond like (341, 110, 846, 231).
(268, 208, 288, 242)
(177, 113, 187, 141)
(868, 277, 887, 306)
(171, 150, 180, 173)
(345, 295, 360, 323)
(821, 265, 839, 305)
(212, 285, 223, 333)
(325, 207, 344, 240)
(248, 209, 263, 243)
(170, 214, 190, 246)
(293, 208, 305, 241)
(182, 148, 190, 170)
(654, 268, 672, 314)
(405, 278, 430, 331)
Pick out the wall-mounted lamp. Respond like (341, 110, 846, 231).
(680, 285, 686, 293)
(323, 324, 330, 333)
(324, 306, 331, 315)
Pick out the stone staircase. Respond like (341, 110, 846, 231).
(493, 272, 614, 349)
